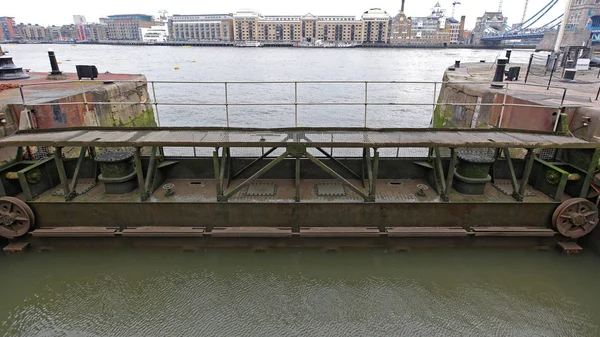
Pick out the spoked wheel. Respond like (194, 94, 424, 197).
(0, 197, 35, 239)
(552, 198, 599, 239)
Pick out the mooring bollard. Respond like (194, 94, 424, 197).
(492, 57, 508, 83)
(505, 49, 512, 63)
(455, 60, 461, 68)
(563, 69, 577, 82)
(47, 48, 62, 75)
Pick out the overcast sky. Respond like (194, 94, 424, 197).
(5, 0, 566, 29)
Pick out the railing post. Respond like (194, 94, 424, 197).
(151, 81, 161, 127)
(294, 82, 298, 127)
(432, 82, 437, 114)
(547, 55, 558, 90)
(79, 81, 96, 125)
(364, 81, 368, 127)
(524, 54, 533, 84)
(225, 82, 230, 127)
(497, 84, 508, 128)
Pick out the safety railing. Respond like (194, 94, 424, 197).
(16, 79, 572, 158)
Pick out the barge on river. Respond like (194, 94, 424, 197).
(0, 126, 598, 250)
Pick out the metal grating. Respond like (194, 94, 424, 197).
(315, 183, 346, 197)
(246, 183, 278, 196)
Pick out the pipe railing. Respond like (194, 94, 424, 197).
(17, 80, 570, 131)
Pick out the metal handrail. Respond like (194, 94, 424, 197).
(17, 79, 572, 130)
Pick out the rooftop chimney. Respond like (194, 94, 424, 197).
(401, 0, 406, 13)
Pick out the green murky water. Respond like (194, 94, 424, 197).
(0, 249, 599, 336)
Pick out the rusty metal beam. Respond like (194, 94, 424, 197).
(366, 148, 373, 193)
(219, 147, 229, 191)
(222, 151, 289, 201)
(133, 147, 147, 201)
(305, 152, 370, 201)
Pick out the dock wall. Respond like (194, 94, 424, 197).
(0, 74, 156, 165)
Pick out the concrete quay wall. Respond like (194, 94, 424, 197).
(0, 72, 156, 165)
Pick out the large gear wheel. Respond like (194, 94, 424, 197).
(0, 197, 34, 239)
(552, 198, 598, 239)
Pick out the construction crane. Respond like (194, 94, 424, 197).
(452, 1, 461, 18)
(521, 0, 529, 23)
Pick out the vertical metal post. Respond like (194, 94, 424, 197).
(134, 147, 147, 201)
(524, 54, 533, 84)
(364, 81, 368, 127)
(518, 149, 535, 201)
(79, 81, 96, 125)
(19, 85, 33, 129)
(371, 149, 379, 198)
(497, 84, 508, 128)
(294, 82, 298, 127)
(596, 86, 600, 101)
(444, 148, 457, 200)
(295, 157, 300, 202)
(433, 147, 446, 193)
(547, 55, 558, 90)
(144, 146, 158, 195)
(53, 147, 71, 200)
(561, 88, 567, 106)
(224, 82, 230, 127)
(432, 82, 437, 114)
(213, 149, 222, 198)
(151, 82, 161, 127)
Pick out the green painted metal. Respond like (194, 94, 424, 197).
(305, 152, 370, 201)
(133, 147, 146, 201)
(316, 147, 361, 180)
(144, 147, 158, 198)
(444, 148, 457, 201)
(223, 151, 289, 201)
(231, 147, 277, 180)
(295, 157, 300, 202)
(517, 149, 535, 202)
(69, 147, 87, 194)
(53, 147, 71, 201)
(371, 150, 380, 197)
(580, 148, 600, 198)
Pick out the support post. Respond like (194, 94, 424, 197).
(144, 147, 158, 198)
(371, 149, 379, 198)
(361, 148, 366, 188)
(134, 147, 147, 201)
(224, 83, 230, 127)
(366, 148, 373, 193)
(219, 147, 228, 191)
(213, 149, 222, 198)
(547, 55, 558, 90)
(433, 147, 446, 194)
(295, 157, 300, 202)
(294, 82, 298, 127)
(443, 148, 457, 201)
(53, 147, 72, 201)
(364, 82, 368, 127)
(503, 148, 519, 197)
(517, 149, 535, 201)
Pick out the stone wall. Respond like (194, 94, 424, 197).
(0, 75, 156, 166)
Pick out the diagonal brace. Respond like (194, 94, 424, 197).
(221, 151, 289, 201)
(305, 152, 371, 201)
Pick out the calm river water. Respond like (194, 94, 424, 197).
(8, 44, 537, 129)
(2, 45, 598, 336)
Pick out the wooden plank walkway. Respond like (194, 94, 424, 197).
(0, 127, 596, 149)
